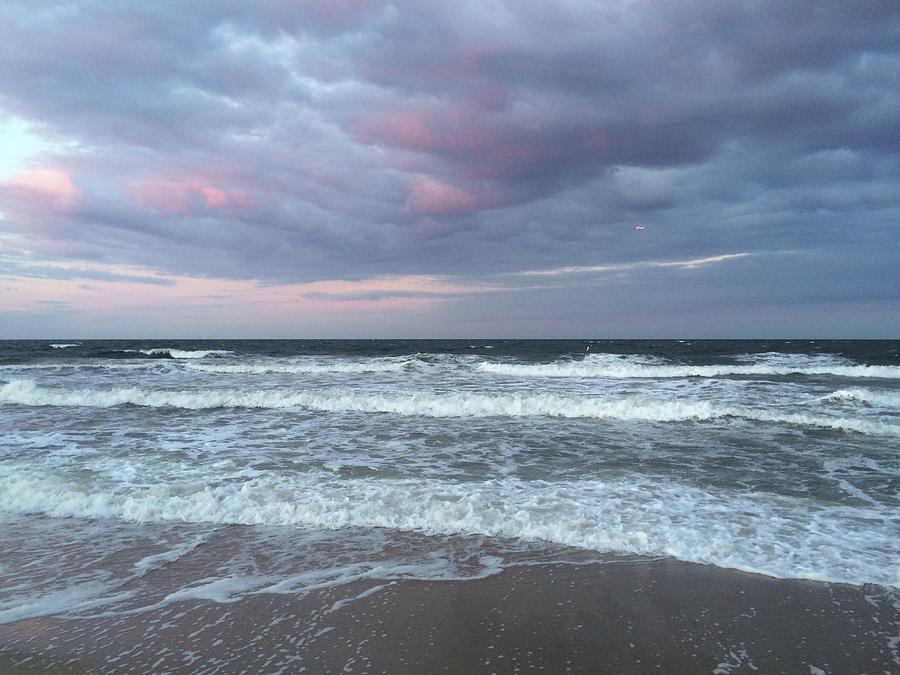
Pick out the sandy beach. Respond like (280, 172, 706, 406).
(2, 556, 897, 673)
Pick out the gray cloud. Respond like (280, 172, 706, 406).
(0, 260, 175, 285)
(0, 0, 897, 335)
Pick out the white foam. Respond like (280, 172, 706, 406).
(132, 538, 208, 577)
(160, 575, 266, 604)
(0, 472, 896, 587)
(0, 361, 166, 373)
(139, 348, 234, 359)
(49, 343, 81, 349)
(3, 379, 896, 436)
(184, 360, 410, 375)
(824, 388, 900, 407)
(0, 582, 136, 624)
(111, 550, 502, 617)
(478, 352, 900, 379)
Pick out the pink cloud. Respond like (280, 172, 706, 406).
(404, 179, 478, 215)
(355, 111, 439, 152)
(351, 103, 615, 215)
(125, 178, 254, 215)
(197, 185, 227, 209)
(0, 168, 83, 255)
(7, 168, 81, 208)
(355, 107, 501, 157)
(354, 105, 594, 180)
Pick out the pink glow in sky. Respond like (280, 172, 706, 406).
(0, 259, 510, 336)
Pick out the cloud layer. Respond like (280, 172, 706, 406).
(0, 1, 897, 336)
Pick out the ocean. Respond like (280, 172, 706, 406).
(1, 338, 898, 634)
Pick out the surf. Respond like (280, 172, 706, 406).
(3, 379, 897, 436)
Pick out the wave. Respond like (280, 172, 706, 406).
(184, 360, 411, 375)
(824, 388, 900, 407)
(3, 379, 897, 436)
(478, 355, 900, 380)
(49, 343, 81, 349)
(1, 473, 896, 587)
(0, 362, 166, 373)
(116, 348, 234, 359)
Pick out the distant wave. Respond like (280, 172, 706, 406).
(182, 352, 476, 375)
(116, 348, 234, 359)
(49, 343, 81, 349)
(478, 356, 900, 379)
(184, 360, 411, 375)
(0, 361, 173, 373)
(3, 379, 896, 436)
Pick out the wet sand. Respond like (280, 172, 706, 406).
(1, 557, 898, 673)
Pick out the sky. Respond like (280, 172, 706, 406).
(0, 1, 897, 338)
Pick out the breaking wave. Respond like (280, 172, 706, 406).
(478, 355, 900, 379)
(824, 388, 900, 407)
(1, 472, 895, 588)
(3, 379, 897, 436)
(117, 348, 234, 359)
(184, 360, 412, 375)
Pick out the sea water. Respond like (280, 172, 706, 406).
(1, 339, 898, 623)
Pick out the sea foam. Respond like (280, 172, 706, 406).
(824, 388, 900, 407)
(0, 472, 895, 588)
(184, 360, 410, 375)
(478, 357, 900, 379)
(2, 379, 897, 435)
(114, 348, 234, 359)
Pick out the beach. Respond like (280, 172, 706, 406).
(2, 551, 898, 673)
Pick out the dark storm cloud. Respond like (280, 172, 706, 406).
(0, 0, 897, 333)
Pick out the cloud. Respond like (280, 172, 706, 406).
(0, 1, 896, 336)
(1, 257, 176, 285)
(517, 253, 752, 277)
(5, 167, 80, 208)
(403, 179, 479, 215)
(124, 178, 254, 215)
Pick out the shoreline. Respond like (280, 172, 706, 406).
(2, 557, 897, 673)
